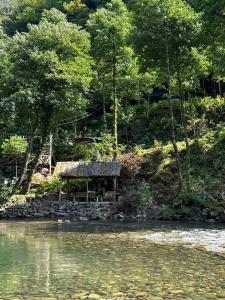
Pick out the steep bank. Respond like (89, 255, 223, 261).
(117, 97, 225, 222)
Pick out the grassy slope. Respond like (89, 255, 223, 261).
(120, 97, 225, 218)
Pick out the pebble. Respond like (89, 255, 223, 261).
(87, 293, 101, 299)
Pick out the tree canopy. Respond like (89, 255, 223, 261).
(0, 0, 225, 198)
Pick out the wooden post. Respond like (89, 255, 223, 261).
(15, 159, 18, 179)
(113, 177, 117, 203)
(86, 180, 89, 202)
(59, 181, 63, 204)
(49, 134, 53, 176)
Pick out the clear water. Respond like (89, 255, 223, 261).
(0, 220, 225, 300)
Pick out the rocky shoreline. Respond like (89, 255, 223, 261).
(0, 194, 225, 223)
(0, 194, 112, 221)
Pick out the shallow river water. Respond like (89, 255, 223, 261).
(0, 220, 225, 300)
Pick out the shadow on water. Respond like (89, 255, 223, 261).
(51, 220, 225, 234)
(1, 219, 224, 234)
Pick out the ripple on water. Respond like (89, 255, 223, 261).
(145, 228, 225, 252)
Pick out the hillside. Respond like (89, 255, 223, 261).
(0, 0, 225, 222)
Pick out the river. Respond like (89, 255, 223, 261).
(0, 220, 225, 299)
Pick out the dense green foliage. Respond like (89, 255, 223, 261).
(0, 184, 14, 205)
(0, 0, 225, 216)
(1, 135, 28, 155)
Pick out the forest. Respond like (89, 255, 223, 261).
(0, 0, 225, 221)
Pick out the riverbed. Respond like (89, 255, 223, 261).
(0, 220, 225, 299)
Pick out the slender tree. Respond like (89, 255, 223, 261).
(133, 0, 203, 192)
(87, 0, 132, 160)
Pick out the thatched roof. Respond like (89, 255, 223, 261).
(54, 161, 121, 178)
(74, 137, 102, 144)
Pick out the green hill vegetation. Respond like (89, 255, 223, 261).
(0, 0, 225, 221)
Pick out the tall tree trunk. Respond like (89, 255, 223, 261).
(203, 79, 206, 97)
(147, 93, 150, 118)
(177, 62, 191, 192)
(165, 40, 183, 191)
(218, 80, 222, 96)
(213, 79, 216, 97)
(102, 78, 107, 130)
(74, 115, 77, 137)
(24, 118, 52, 193)
(14, 127, 38, 190)
(125, 98, 129, 146)
(24, 136, 48, 193)
(112, 44, 118, 160)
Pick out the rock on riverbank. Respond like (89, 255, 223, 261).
(0, 194, 225, 223)
(0, 194, 112, 220)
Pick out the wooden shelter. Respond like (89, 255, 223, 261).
(54, 161, 121, 203)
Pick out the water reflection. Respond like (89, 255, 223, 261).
(0, 221, 225, 299)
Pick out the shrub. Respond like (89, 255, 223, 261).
(158, 204, 175, 217)
(178, 191, 208, 208)
(63, 179, 87, 194)
(0, 184, 14, 206)
(1, 135, 28, 155)
(120, 182, 152, 212)
(72, 134, 126, 161)
(120, 153, 142, 183)
(37, 176, 61, 194)
(118, 193, 142, 213)
(137, 182, 153, 209)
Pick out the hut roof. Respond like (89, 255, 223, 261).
(74, 137, 102, 144)
(54, 161, 121, 178)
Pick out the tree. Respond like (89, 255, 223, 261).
(133, 0, 202, 193)
(189, 0, 225, 90)
(116, 47, 157, 145)
(64, 0, 92, 26)
(1, 9, 93, 191)
(169, 4, 202, 192)
(203, 0, 225, 85)
(1, 135, 28, 178)
(2, 0, 66, 34)
(0, 0, 16, 16)
(87, 0, 132, 159)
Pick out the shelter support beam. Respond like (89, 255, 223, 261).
(86, 180, 89, 202)
(59, 182, 63, 203)
(113, 177, 117, 203)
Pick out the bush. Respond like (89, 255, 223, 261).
(1, 135, 28, 155)
(37, 176, 61, 194)
(63, 179, 87, 194)
(178, 191, 208, 208)
(158, 204, 175, 217)
(72, 134, 126, 161)
(120, 153, 142, 183)
(137, 182, 153, 209)
(158, 204, 201, 218)
(120, 182, 152, 212)
(0, 184, 14, 206)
